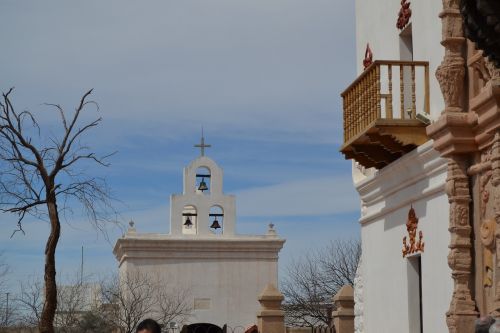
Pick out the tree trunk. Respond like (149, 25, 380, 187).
(39, 192, 61, 333)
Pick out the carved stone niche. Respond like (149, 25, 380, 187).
(471, 144, 495, 315)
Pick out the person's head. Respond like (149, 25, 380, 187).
(137, 318, 161, 333)
(475, 316, 495, 333)
(490, 319, 500, 333)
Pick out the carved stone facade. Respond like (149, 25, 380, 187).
(426, 0, 500, 331)
(444, 158, 477, 332)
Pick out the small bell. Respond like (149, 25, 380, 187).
(198, 178, 208, 192)
(210, 218, 221, 230)
(184, 216, 193, 228)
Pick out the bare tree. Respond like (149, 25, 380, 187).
(154, 284, 192, 328)
(0, 89, 115, 333)
(16, 276, 44, 327)
(100, 272, 158, 333)
(99, 272, 192, 333)
(15, 273, 111, 332)
(281, 239, 361, 327)
(0, 253, 16, 327)
(54, 273, 96, 333)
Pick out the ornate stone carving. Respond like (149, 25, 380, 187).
(485, 59, 500, 80)
(436, 0, 466, 114)
(396, 0, 412, 30)
(445, 157, 478, 333)
(489, 132, 500, 315)
(436, 62, 466, 113)
(469, 50, 500, 96)
(363, 43, 373, 70)
(480, 147, 493, 218)
(402, 207, 425, 257)
(481, 219, 496, 287)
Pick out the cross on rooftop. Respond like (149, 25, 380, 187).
(194, 130, 211, 156)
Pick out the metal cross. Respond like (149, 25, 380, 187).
(194, 130, 211, 156)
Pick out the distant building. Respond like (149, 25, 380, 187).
(54, 282, 102, 328)
(114, 137, 285, 327)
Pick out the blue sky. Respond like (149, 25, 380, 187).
(0, 0, 359, 290)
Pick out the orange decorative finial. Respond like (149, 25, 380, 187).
(396, 0, 412, 30)
(363, 43, 373, 70)
(402, 206, 424, 257)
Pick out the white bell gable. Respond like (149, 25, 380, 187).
(170, 156, 236, 236)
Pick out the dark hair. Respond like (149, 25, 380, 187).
(475, 316, 495, 333)
(137, 318, 162, 333)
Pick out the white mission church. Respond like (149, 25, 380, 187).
(113, 136, 285, 327)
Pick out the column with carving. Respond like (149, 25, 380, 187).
(435, 0, 466, 113)
(445, 158, 477, 332)
(491, 132, 500, 315)
(436, 1, 479, 332)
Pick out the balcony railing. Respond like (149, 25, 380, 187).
(340, 60, 430, 169)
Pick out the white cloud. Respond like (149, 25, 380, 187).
(1, 0, 354, 145)
(235, 176, 359, 217)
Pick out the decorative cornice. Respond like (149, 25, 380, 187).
(356, 141, 448, 225)
(356, 141, 445, 199)
(113, 236, 285, 265)
(426, 112, 478, 156)
(427, 79, 500, 155)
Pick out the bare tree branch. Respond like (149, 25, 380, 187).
(0, 88, 117, 333)
(99, 272, 192, 333)
(281, 239, 361, 327)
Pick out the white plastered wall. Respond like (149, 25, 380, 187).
(115, 236, 284, 328)
(123, 257, 278, 327)
(354, 0, 444, 120)
(355, 142, 452, 333)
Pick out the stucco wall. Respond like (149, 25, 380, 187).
(355, 142, 451, 333)
(354, 0, 444, 120)
(115, 235, 284, 328)
(123, 257, 277, 327)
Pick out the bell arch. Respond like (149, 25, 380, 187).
(195, 166, 211, 194)
(209, 205, 224, 235)
(182, 205, 198, 235)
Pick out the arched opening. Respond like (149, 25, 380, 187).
(195, 166, 211, 194)
(182, 205, 197, 235)
(209, 205, 224, 235)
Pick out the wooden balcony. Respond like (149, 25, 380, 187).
(340, 60, 430, 169)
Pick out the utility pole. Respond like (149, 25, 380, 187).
(4, 292, 9, 326)
(81, 245, 84, 285)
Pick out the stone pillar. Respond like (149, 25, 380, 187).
(332, 285, 354, 333)
(257, 284, 285, 333)
(428, 0, 479, 331)
(491, 132, 500, 315)
(445, 158, 478, 332)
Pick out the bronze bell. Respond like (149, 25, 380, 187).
(184, 216, 193, 228)
(210, 218, 221, 230)
(198, 178, 208, 192)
